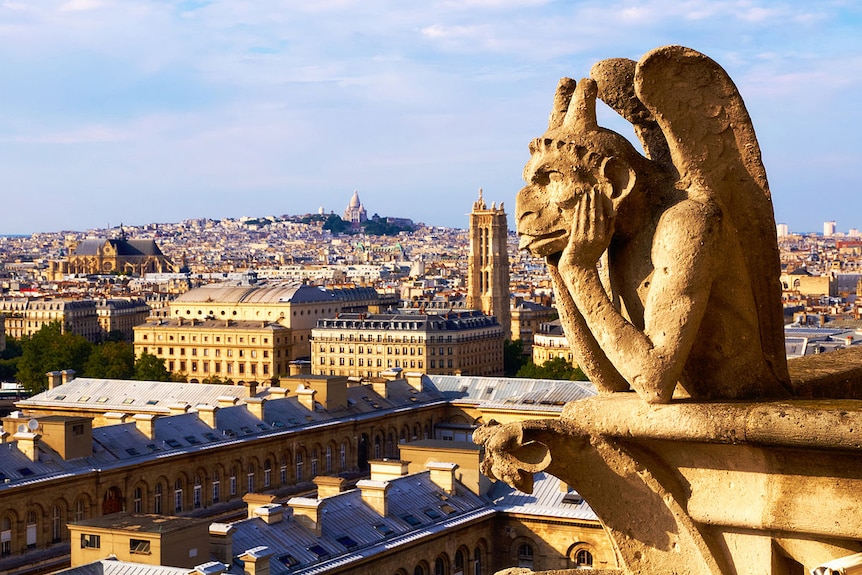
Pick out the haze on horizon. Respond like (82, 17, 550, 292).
(1, 1, 860, 236)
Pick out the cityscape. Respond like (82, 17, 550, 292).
(0, 186, 861, 575)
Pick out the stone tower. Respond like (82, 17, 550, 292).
(467, 188, 511, 339)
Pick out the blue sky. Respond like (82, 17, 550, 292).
(0, 0, 860, 235)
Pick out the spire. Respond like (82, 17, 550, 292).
(474, 187, 487, 211)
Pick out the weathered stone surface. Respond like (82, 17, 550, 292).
(515, 45, 790, 404)
(482, 45, 862, 575)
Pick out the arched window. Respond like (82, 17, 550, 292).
(75, 499, 86, 521)
(193, 475, 202, 508)
(26, 511, 37, 548)
(280, 456, 287, 484)
(296, 452, 304, 482)
(325, 446, 332, 473)
(454, 549, 466, 575)
(434, 557, 448, 575)
(1, 517, 11, 556)
(212, 471, 221, 503)
(52, 506, 62, 543)
(174, 478, 183, 513)
(134, 487, 143, 513)
(154, 484, 163, 514)
(230, 467, 238, 496)
(340, 443, 347, 471)
(517, 544, 534, 568)
(474, 547, 482, 575)
(576, 549, 593, 567)
(374, 436, 382, 459)
(247, 463, 255, 493)
(414, 565, 426, 575)
(311, 449, 318, 477)
(264, 459, 272, 488)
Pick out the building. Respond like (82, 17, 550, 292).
(510, 300, 557, 356)
(343, 190, 368, 224)
(134, 319, 293, 382)
(95, 298, 151, 341)
(161, 282, 384, 360)
(824, 221, 837, 237)
(467, 189, 512, 340)
(776, 223, 790, 237)
(0, 298, 102, 342)
(311, 310, 505, 378)
(0, 372, 595, 570)
(531, 320, 575, 366)
(48, 233, 174, 280)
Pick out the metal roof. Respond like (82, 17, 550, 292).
(490, 471, 598, 521)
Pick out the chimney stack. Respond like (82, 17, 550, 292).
(169, 403, 191, 416)
(288, 497, 324, 536)
(208, 523, 234, 567)
(217, 396, 239, 408)
(61, 369, 76, 384)
(405, 372, 424, 392)
(427, 462, 457, 495)
(370, 459, 409, 482)
(238, 547, 273, 575)
(243, 493, 278, 518)
(134, 414, 157, 440)
(246, 397, 266, 420)
(197, 405, 219, 428)
(313, 476, 346, 498)
(296, 387, 316, 411)
(357, 479, 390, 515)
(253, 504, 284, 525)
(14, 431, 39, 462)
(46, 371, 63, 390)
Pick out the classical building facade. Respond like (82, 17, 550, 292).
(311, 310, 505, 378)
(510, 300, 557, 356)
(467, 189, 511, 340)
(48, 235, 174, 280)
(0, 298, 102, 342)
(95, 298, 151, 341)
(134, 319, 293, 382)
(531, 320, 575, 366)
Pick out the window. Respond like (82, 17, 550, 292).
(230, 468, 237, 496)
(52, 506, 62, 543)
(134, 487, 143, 513)
(0, 517, 9, 556)
(174, 479, 183, 512)
(435, 557, 448, 575)
(81, 534, 100, 549)
(325, 446, 332, 473)
(212, 471, 221, 503)
(130, 538, 151, 555)
(154, 484, 163, 514)
(340, 443, 346, 471)
(311, 449, 318, 477)
(455, 550, 466, 575)
(517, 544, 534, 568)
(194, 476, 202, 508)
(296, 453, 304, 482)
(264, 460, 272, 488)
(575, 549, 593, 567)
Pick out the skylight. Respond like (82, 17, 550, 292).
(423, 508, 441, 520)
(307, 544, 329, 559)
(278, 554, 299, 567)
(373, 523, 394, 536)
(400, 514, 422, 526)
(335, 535, 358, 549)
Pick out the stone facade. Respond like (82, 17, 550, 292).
(467, 189, 512, 341)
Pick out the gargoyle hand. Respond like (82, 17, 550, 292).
(473, 421, 551, 494)
(558, 187, 615, 269)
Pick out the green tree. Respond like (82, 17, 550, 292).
(84, 341, 135, 380)
(503, 339, 526, 376)
(17, 322, 92, 392)
(133, 352, 173, 382)
(516, 356, 588, 381)
(0, 337, 23, 381)
(322, 214, 349, 234)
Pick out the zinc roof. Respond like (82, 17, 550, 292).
(490, 471, 598, 521)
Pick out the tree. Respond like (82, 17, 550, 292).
(133, 352, 173, 382)
(503, 339, 526, 376)
(17, 322, 92, 393)
(322, 214, 349, 234)
(516, 356, 588, 381)
(84, 341, 135, 380)
(0, 337, 23, 382)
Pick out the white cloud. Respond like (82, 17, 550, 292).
(59, 0, 102, 12)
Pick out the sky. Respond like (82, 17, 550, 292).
(0, 1, 860, 235)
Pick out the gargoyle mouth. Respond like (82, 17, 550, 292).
(519, 229, 568, 257)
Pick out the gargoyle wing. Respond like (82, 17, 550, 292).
(633, 45, 790, 387)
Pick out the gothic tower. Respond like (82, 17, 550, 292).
(467, 188, 511, 339)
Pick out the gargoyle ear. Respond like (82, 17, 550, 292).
(600, 156, 636, 202)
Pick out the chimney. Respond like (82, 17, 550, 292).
(103, 412, 128, 425)
(357, 479, 390, 515)
(169, 403, 191, 416)
(371, 379, 389, 399)
(268, 387, 288, 399)
(288, 497, 324, 536)
(197, 405, 219, 428)
(244, 381, 258, 397)
(296, 387, 316, 411)
(253, 504, 284, 525)
(405, 372, 424, 392)
(208, 523, 234, 567)
(217, 396, 239, 408)
(427, 462, 457, 495)
(14, 431, 39, 462)
(192, 561, 227, 575)
(243, 493, 278, 518)
(370, 459, 409, 482)
(61, 369, 76, 384)
(313, 475, 346, 498)
(46, 371, 63, 390)
(134, 414, 157, 440)
(238, 546, 273, 575)
(246, 397, 266, 420)
(380, 369, 401, 382)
